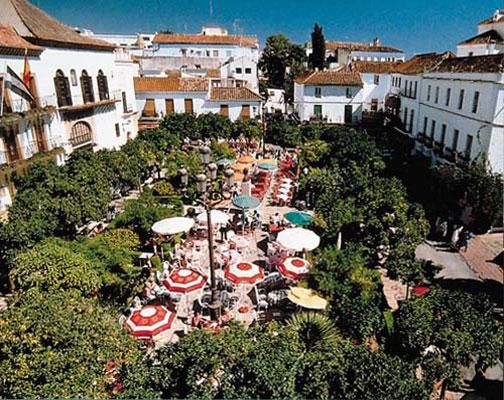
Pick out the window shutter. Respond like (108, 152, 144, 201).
(98, 75, 109, 101)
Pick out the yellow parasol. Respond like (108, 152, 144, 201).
(238, 155, 255, 164)
(231, 163, 248, 172)
(233, 172, 245, 181)
(287, 287, 328, 310)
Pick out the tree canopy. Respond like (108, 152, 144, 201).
(310, 23, 326, 69)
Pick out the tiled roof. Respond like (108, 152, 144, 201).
(461, 233, 503, 284)
(295, 68, 363, 86)
(153, 33, 258, 48)
(431, 54, 504, 74)
(307, 40, 403, 53)
(0, 0, 115, 51)
(352, 60, 401, 74)
(0, 24, 43, 55)
(393, 51, 454, 75)
(206, 68, 221, 78)
(209, 87, 263, 101)
(478, 10, 504, 25)
(458, 29, 504, 46)
(134, 77, 208, 92)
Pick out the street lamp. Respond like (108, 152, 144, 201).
(224, 168, 234, 187)
(178, 146, 224, 320)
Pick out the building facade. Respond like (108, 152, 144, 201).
(293, 68, 364, 124)
(0, 0, 139, 212)
(134, 76, 263, 127)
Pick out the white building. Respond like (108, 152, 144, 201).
(134, 76, 263, 127)
(306, 37, 404, 66)
(264, 88, 287, 114)
(457, 9, 504, 57)
(351, 61, 398, 112)
(294, 68, 364, 124)
(136, 26, 260, 91)
(0, 0, 139, 211)
(391, 52, 504, 173)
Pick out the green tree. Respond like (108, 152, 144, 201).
(396, 288, 503, 392)
(159, 113, 200, 140)
(310, 23, 326, 69)
(0, 289, 142, 398)
(287, 312, 341, 352)
(233, 119, 263, 149)
(10, 239, 101, 295)
(197, 113, 233, 139)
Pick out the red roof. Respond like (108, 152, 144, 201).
(295, 68, 363, 86)
(209, 87, 262, 101)
(0, 24, 43, 55)
(352, 60, 401, 74)
(432, 54, 504, 74)
(393, 51, 454, 75)
(134, 77, 208, 92)
(458, 29, 504, 46)
(153, 33, 258, 48)
(461, 233, 503, 284)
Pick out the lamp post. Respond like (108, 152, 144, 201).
(178, 146, 223, 319)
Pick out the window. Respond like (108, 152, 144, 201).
(465, 135, 473, 158)
(80, 70, 94, 103)
(142, 98, 156, 117)
(165, 99, 174, 114)
(122, 91, 128, 113)
(70, 69, 78, 86)
(423, 117, 428, 134)
(403, 107, 408, 126)
(195, 64, 202, 69)
(445, 88, 451, 106)
(408, 81, 412, 97)
(181, 48, 187, 56)
(240, 104, 250, 120)
(414, 81, 418, 99)
(430, 120, 436, 138)
(226, 50, 232, 57)
(115, 123, 120, 138)
(440, 124, 446, 146)
(315, 87, 322, 98)
(404, 79, 408, 95)
(472, 91, 479, 113)
(409, 109, 414, 133)
(184, 98, 193, 114)
(70, 121, 92, 146)
(434, 86, 439, 104)
(452, 129, 459, 150)
(97, 70, 109, 101)
(427, 85, 431, 102)
(458, 89, 464, 110)
(314, 104, 322, 117)
(371, 98, 378, 112)
(245, 68, 252, 74)
(206, 50, 210, 57)
(213, 50, 219, 57)
(468, 51, 474, 57)
(345, 87, 352, 98)
(235, 68, 242, 74)
(54, 70, 72, 107)
(398, 77, 401, 88)
(220, 104, 229, 117)
(374, 74, 379, 85)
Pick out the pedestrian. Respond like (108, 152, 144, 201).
(438, 220, 448, 241)
(220, 222, 229, 241)
(450, 224, 463, 249)
(151, 237, 158, 255)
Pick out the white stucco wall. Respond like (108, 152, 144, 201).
(360, 72, 392, 111)
(294, 83, 364, 123)
(154, 43, 259, 63)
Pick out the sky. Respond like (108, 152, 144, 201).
(35, 0, 501, 56)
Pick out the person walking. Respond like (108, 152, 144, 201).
(450, 224, 464, 250)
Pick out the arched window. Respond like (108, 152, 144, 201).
(53, 70, 72, 107)
(97, 70, 109, 101)
(80, 70, 94, 103)
(70, 69, 77, 86)
(70, 121, 92, 147)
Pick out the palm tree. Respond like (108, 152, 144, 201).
(287, 312, 341, 352)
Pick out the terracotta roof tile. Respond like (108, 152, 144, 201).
(206, 68, 221, 78)
(153, 33, 258, 48)
(0, 24, 43, 55)
(0, 0, 115, 51)
(393, 51, 454, 75)
(307, 40, 402, 53)
(461, 234, 503, 284)
(134, 77, 208, 92)
(209, 87, 262, 101)
(295, 69, 363, 86)
(478, 10, 504, 25)
(431, 54, 504, 74)
(458, 29, 504, 46)
(352, 60, 402, 74)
